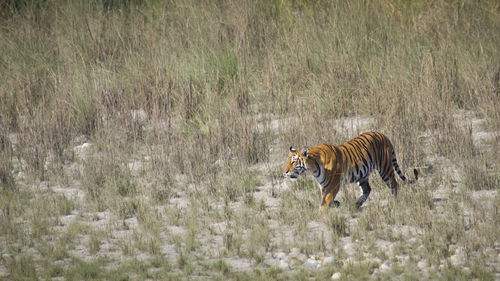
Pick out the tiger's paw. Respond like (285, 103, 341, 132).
(355, 201, 363, 209)
(319, 200, 341, 211)
(355, 203, 365, 212)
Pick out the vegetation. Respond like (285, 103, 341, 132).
(0, 0, 498, 280)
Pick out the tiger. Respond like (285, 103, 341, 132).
(284, 131, 418, 210)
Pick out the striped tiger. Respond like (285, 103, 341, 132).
(284, 131, 418, 210)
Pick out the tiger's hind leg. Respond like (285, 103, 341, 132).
(389, 176, 399, 196)
(355, 179, 371, 208)
(379, 167, 399, 196)
(381, 173, 399, 196)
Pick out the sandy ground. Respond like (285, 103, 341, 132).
(1, 111, 498, 279)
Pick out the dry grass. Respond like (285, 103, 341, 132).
(0, 0, 499, 280)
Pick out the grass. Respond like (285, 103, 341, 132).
(0, 0, 499, 280)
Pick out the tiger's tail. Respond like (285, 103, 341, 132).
(391, 150, 418, 184)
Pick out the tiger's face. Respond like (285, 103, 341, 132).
(284, 147, 308, 181)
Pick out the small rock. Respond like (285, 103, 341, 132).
(74, 142, 93, 158)
(450, 255, 463, 266)
(54, 260, 66, 266)
(379, 260, 391, 271)
(2, 254, 12, 260)
(290, 259, 302, 267)
(417, 259, 428, 270)
(343, 242, 356, 256)
(304, 259, 320, 269)
(395, 255, 409, 265)
(322, 256, 335, 266)
(0, 270, 9, 278)
(449, 244, 457, 254)
(331, 272, 341, 280)
(278, 261, 289, 270)
(463, 267, 471, 274)
(127, 161, 143, 172)
(215, 158, 225, 168)
(290, 248, 301, 255)
(485, 248, 496, 259)
(275, 252, 287, 259)
(296, 254, 307, 261)
(342, 257, 355, 266)
(15, 171, 25, 180)
(263, 258, 279, 267)
(131, 109, 148, 124)
(81, 142, 92, 149)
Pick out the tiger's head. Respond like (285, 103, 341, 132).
(284, 147, 309, 181)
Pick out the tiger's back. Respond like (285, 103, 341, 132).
(339, 132, 397, 185)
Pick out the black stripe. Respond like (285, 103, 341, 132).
(367, 132, 378, 141)
(323, 173, 331, 187)
(366, 151, 374, 166)
(320, 176, 327, 186)
(339, 147, 349, 164)
(318, 164, 327, 186)
(361, 156, 369, 171)
(371, 143, 379, 168)
(358, 136, 375, 164)
(313, 162, 320, 177)
(393, 162, 405, 178)
(358, 134, 372, 145)
(377, 147, 385, 169)
(383, 162, 392, 178)
(380, 171, 388, 182)
(347, 142, 362, 161)
(353, 139, 370, 155)
(343, 145, 356, 164)
(360, 165, 367, 178)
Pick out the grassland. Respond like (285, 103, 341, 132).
(0, 0, 499, 280)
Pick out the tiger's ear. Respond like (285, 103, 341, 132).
(290, 146, 297, 153)
(302, 148, 309, 158)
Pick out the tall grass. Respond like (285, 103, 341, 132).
(1, 0, 499, 177)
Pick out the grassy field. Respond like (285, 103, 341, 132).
(0, 0, 499, 280)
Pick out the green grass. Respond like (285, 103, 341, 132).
(0, 0, 499, 280)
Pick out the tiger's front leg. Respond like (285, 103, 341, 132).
(319, 180, 341, 211)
